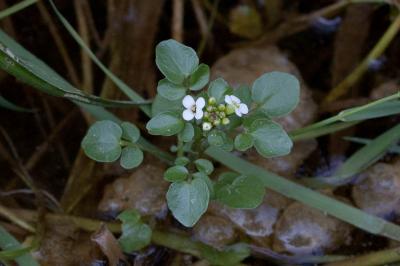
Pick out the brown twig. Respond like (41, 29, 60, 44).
(81, 0, 102, 47)
(191, 0, 208, 41)
(36, 0, 81, 87)
(172, 0, 184, 41)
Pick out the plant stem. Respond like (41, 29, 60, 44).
(0, 0, 37, 20)
(324, 13, 400, 103)
(325, 247, 400, 266)
(0, 205, 35, 233)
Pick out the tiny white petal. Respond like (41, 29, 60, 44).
(235, 108, 242, 117)
(225, 95, 233, 105)
(202, 122, 212, 131)
(230, 95, 241, 104)
(183, 109, 195, 121)
(182, 95, 195, 109)
(195, 109, 204, 120)
(239, 103, 248, 114)
(196, 97, 205, 109)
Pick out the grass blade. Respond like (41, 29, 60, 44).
(340, 100, 400, 121)
(0, 95, 32, 112)
(0, 225, 39, 266)
(0, 0, 37, 20)
(47, 0, 151, 116)
(205, 145, 400, 241)
(290, 121, 359, 141)
(344, 136, 400, 154)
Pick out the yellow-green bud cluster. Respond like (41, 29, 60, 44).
(201, 97, 231, 131)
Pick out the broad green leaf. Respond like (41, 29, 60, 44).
(252, 71, 300, 117)
(340, 101, 400, 121)
(121, 122, 140, 143)
(0, 95, 32, 112)
(157, 78, 186, 101)
(233, 85, 252, 106)
(164, 165, 189, 182)
(166, 177, 210, 227)
(208, 78, 230, 103)
(200, 243, 250, 266)
(234, 133, 254, 151)
(151, 94, 182, 116)
(207, 129, 233, 151)
(189, 64, 210, 91)
(146, 112, 184, 136)
(192, 172, 215, 199)
(181, 123, 194, 142)
(155, 39, 199, 84)
(215, 174, 264, 208)
(81, 120, 122, 162)
(194, 159, 214, 175)
(175, 156, 190, 166)
(250, 119, 292, 158)
(120, 146, 143, 169)
(117, 210, 152, 252)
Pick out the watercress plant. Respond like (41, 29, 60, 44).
(82, 39, 300, 227)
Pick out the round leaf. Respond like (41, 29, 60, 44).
(121, 122, 140, 143)
(146, 112, 184, 136)
(193, 172, 215, 199)
(164, 165, 189, 182)
(215, 175, 265, 209)
(117, 210, 152, 252)
(166, 178, 210, 227)
(151, 94, 182, 116)
(234, 133, 254, 151)
(249, 119, 292, 158)
(190, 64, 210, 91)
(120, 146, 143, 169)
(81, 120, 122, 162)
(194, 159, 214, 175)
(155, 39, 199, 84)
(175, 156, 190, 166)
(208, 78, 230, 103)
(181, 123, 194, 142)
(157, 78, 186, 101)
(251, 71, 300, 117)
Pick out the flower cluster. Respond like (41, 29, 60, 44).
(182, 94, 248, 131)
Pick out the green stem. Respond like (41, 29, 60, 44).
(325, 247, 400, 266)
(0, 0, 37, 20)
(0, 205, 35, 233)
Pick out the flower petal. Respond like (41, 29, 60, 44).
(182, 109, 195, 121)
(235, 108, 242, 117)
(182, 95, 195, 109)
(225, 95, 233, 105)
(195, 109, 204, 120)
(230, 95, 241, 104)
(196, 97, 205, 109)
(239, 103, 248, 114)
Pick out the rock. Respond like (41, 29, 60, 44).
(352, 162, 400, 218)
(273, 202, 351, 255)
(209, 190, 291, 247)
(193, 214, 237, 248)
(98, 164, 168, 218)
(211, 46, 317, 132)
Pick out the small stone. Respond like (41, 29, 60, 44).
(193, 214, 237, 249)
(273, 201, 352, 255)
(352, 162, 400, 218)
(98, 164, 168, 218)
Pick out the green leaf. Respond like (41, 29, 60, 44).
(175, 156, 190, 166)
(233, 85, 252, 106)
(0, 0, 36, 20)
(121, 122, 140, 143)
(215, 174, 264, 208)
(194, 159, 214, 175)
(117, 210, 152, 252)
(81, 120, 122, 162)
(146, 112, 184, 136)
(252, 71, 300, 117)
(208, 78, 230, 103)
(157, 78, 186, 101)
(120, 146, 143, 169)
(164, 165, 189, 182)
(189, 64, 210, 91)
(0, 95, 32, 112)
(249, 119, 292, 158)
(200, 243, 250, 266)
(192, 172, 215, 199)
(340, 101, 400, 121)
(234, 133, 254, 151)
(207, 129, 233, 151)
(151, 94, 182, 116)
(181, 123, 194, 142)
(166, 178, 210, 227)
(155, 39, 199, 84)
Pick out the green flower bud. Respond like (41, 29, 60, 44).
(206, 106, 213, 112)
(218, 104, 226, 111)
(208, 97, 216, 105)
(202, 122, 212, 131)
(204, 111, 209, 119)
(226, 104, 235, 115)
(218, 111, 226, 118)
(213, 119, 221, 126)
(222, 117, 230, 125)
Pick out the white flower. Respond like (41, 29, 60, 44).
(202, 122, 212, 131)
(182, 95, 205, 121)
(224, 95, 249, 117)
